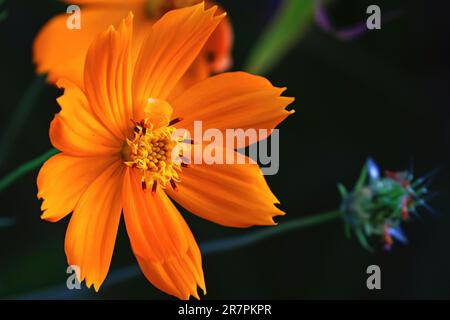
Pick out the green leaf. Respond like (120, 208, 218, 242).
(355, 163, 368, 192)
(355, 228, 373, 252)
(337, 183, 348, 198)
(244, 0, 315, 75)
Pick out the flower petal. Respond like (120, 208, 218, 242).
(171, 72, 294, 148)
(122, 168, 205, 299)
(132, 3, 224, 119)
(84, 12, 134, 140)
(63, 0, 144, 4)
(33, 7, 131, 88)
(37, 154, 119, 222)
(168, 54, 211, 101)
(167, 148, 284, 227)
(168, 3, 233, 100)
(144, 98, 173, 128)
(201, 6, 233, 73)
(50, 79, 122, 157)
(65, 160, 125, 291)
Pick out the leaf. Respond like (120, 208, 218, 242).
(355, 163, 368, 192)
(355, 228, 373, 252)
(337, 183, 348, 198)
(245, 0, 315, 75)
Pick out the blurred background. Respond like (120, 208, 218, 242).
(0, 0, 449, 299)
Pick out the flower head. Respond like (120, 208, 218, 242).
(33, 0, 233, 89)
(37, 4, 294, 299)
(339, 158, 432, 251)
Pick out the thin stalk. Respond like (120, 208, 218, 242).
(15, 210, 342, 299)
(0, 148, 58, 192)
(0, 74, 47, 168)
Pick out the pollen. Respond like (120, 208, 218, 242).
(123, 119, 184, 191)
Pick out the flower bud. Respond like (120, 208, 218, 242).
(339, 158, 431, 251)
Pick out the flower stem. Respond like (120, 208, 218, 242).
(0, 74, 47, 168)
(0, 217, 14, 228)
(200, 210, 342, 254)
(0, 148, 58, 192)
(15, 210, 342, 299)
(244, 0, 315, 75)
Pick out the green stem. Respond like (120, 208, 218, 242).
(244, 0, 315, 75)
(200, 210, 342, 254)
(0, 148, 58, 192)
(0, 75, 47, 168)
(16, 210, 342, 299)
(0, 217, 14, 228)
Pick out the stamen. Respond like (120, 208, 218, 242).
(402, 197, 409, 220)
(169, 118, 183, 126)
(170, 179, 178, 192)
(123, 119, 184, 191)
(383, 224, 393, 249)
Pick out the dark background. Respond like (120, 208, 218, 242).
(0, 0, 449, 299)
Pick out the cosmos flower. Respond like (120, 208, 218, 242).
(37, 4, 294, 299)
(339, 158, 431, 251)
(33, 0, 232, 91)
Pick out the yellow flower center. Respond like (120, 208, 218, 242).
(122, 119, 185, 193)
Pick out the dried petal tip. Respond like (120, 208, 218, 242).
(339, 158, 436, 251)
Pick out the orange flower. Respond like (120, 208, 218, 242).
(33, 0, 232, 90)
(37, 4, 294, 299)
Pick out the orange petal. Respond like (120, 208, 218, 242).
(65, 161, 125, 291)
(33, 7, 131, 88)
(50, 79, 122, 157)
(144, 98, 173, 128)
(62, 0, 144, 4)
(201, 5, 233, 73)
(167, 3, 233, 101)
(168, 52, 211, 101)
(171, 72, 295, 148)
(132, 3, 224, 119)
(84, 13, 134, 139)
(37, 154, 119, 222)
(167, 148, 284, 228)
(122, 168, 205, 299)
